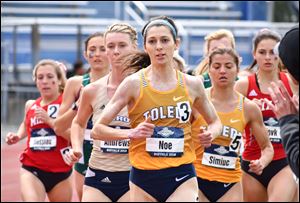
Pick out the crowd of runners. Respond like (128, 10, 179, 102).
(5, 15, 299, 202)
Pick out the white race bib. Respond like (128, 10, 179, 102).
(84, 129, 93, 141)
(29, 135, 57, 150)
(100, 139, 129, 154)
(202, 152, 237, 169)
(29, 128, 57, 151)
(146, 126, 184, 157)
(202, 144, 238, 169)
(60, 146, 72, 165)
(267, 126, 281, 143)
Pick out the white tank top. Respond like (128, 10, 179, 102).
(89, 74, 131, 172)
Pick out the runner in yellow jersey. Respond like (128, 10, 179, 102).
(192, 48, 274, 202)
(91, 15, 222, 202)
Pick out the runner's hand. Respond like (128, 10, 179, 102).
(128, 117, 155, 139)
(249, 159, 264, 175)
(6, 132, 20, 145)
(63, 148, 82, 166)
(199, 127, 213, 148)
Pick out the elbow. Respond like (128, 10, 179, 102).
(90, 129, 96, 139)
(264, 143, 274, 160)
(91, 126, 100, 140)
(53, 121, 62, 135)
(91, 124, 108, 140)
(53, 122, 65, 136)
(266, 140, 274, 152)
(269, 144, 274, 158)
(218, 118, 222, 128)
(216, 118, 223, 134)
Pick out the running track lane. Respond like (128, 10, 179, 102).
(1, 142, 79, 202)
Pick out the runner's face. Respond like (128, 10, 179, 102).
(85, 36, 109, 71)
(209, 53, 238, 87)
(35, 64, 60, 97)
(253, 39, 279, 72)
(105, 32, 136, 68)
(144, 26, 178, 66)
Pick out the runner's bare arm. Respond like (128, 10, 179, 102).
(54, 76, 82, 135)
(6, 100, 35, 144)
(71, 85, 94, 152)
(245, 99, 274, 172)
(234, 78, 249, 97)
(91, 75, 154, 140)
(187, 75, 222, 140)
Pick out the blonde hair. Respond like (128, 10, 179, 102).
(195, 29, 235, 75)
(173, 53, 186, 72)
(32, 59, 66, 93)
(104, 23, 138, 47)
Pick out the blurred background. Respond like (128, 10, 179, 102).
(1, 1, 299, 131)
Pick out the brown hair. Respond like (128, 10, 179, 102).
(247, 28, 281, 71)
(141, 15, 178, 45)
(208, 48, 240, 71)
(84, 32, 104, 52)
(32, 59, 66, 93)
(121, 51, 150, 76)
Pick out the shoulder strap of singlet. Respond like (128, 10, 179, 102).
(140, 69, 148, 87)
(82, 73, 90, 87)
(178, 70, 184, 87)
(140, 69, 184, 88)
(247, 74, 258, 95)
(237, 93, 244, 112)
(207, 88, 244, 113)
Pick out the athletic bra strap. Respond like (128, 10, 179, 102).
(82, 73, 90, 86)
(178, 71, 184, 87)
(141, 69, 148, 87)
(237, 94, 244, 111)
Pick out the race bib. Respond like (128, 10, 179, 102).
(267, 126, 281, 143)
(100, 125, 130, 154)
(29, 128, 57, 151)
(60, 146, 72, 165)
(264, 117, 281, 143)
(47, 104, 60, 118)
(146, 126, 184, 157)
(177, 101, 192, 123)
(84, 129, 93, 142)
(202, 144, 238, 170)
(100, 139, 130, 154)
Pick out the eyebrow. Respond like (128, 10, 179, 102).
(37, 73, 54, 76)
(107, 41, 128, 45)
(258, 48, 273, 51)
(212, 62, 234, 65)
(147, 35, 171, 38)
